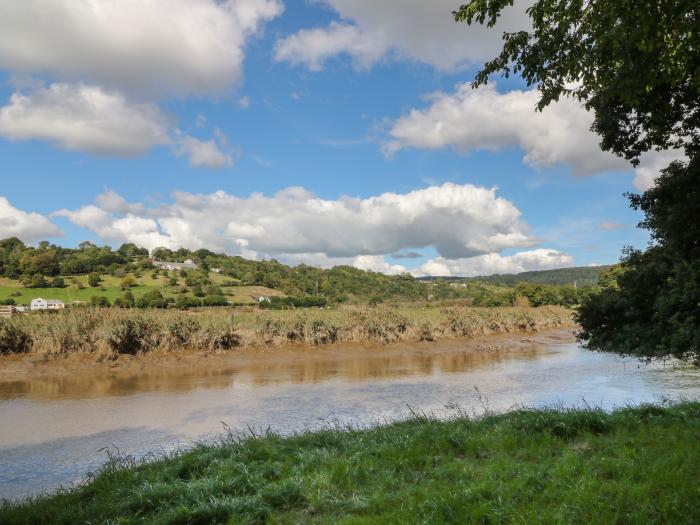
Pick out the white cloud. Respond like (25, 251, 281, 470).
(0, 83, 171, 156)
(0, 197, 63, 243)
(275, 0, 530, 71)
(414, 249, 574, 277)
(275, 21, 388, 71)
(57, 183, 537, 261)
(174, 131, 234, 169)
(352, 255, 407, 275)
(0, 0, 283, 98)
(385, 83, 627, 176)
(386, 83, 683, 183)
(632, 150, 684, 191)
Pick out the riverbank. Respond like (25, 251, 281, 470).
(2, 402, 698, 523)
(0, 305, 574, 360)
(0, 328, 575, 399)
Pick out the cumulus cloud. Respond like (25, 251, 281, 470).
(0, 1, 283, 161)
(0, 197, 63, 243)
(56, 183, 537, 262)
(275, 0, 530, 71)
(0, 0, 283, 98)
(0, 83, 171, 156)
(414, 249, 574, 278)
(385, 83, 683, 183)
(174, 131, 234, 169)
(385, 83, 627, 175)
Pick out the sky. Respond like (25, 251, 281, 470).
(0, 0, 667, 277)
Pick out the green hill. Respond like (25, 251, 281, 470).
(419, 265, 612, 286)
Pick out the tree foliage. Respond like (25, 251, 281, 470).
(457, 0, 700, 359)
(576, 158, 700, 359)
(454, 0, 700, 163)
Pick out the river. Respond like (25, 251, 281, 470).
(1, 330, 699, 500)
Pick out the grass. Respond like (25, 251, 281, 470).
(0, 274, 283, 306)
(0, 305, 574, 357)
(2, 402, 699, 524)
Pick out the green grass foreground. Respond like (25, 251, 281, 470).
(2, 403, 700, 524)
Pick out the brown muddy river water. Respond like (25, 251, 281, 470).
(1, 330, 699, 500)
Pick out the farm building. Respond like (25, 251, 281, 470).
(30, 298, 66, 311)
(153, 259, 198, 271)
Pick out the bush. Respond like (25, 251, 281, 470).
(0, 321, 32, 355)
(88, 272, 101, 287)
(0, 298, 15, 306)
(51, 276, 65, 288)
(175, 296, 202, 309)
(106, 318, 158, 355)
(136, 290, 169, 309)
(90, 296, 111, 307)
(201, 295, 228, 307)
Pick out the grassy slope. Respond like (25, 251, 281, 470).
(0, 274, 283, 305)
(2, 403, 699, 524)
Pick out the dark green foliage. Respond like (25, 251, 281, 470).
(577, 159, 700, 360)
(200, 295, 228, 307)
(175, 296, 202, 309)
(454, 0, 700, 163)
(136, 290, 169, 309)
(2, 403, 700, 524)
(259, 296, 327, 309)
(90, 296, 111, 308)
(0, 321, 32, 355)
(87, 272, 101, 287)
(458, 0, 700, 359)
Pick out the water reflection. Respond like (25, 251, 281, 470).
(0, 341, 552, 400)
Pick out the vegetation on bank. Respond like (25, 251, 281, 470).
(0, 237, 601, 308)
(0, 306, 573, 357)
(2, 402, 699, 524)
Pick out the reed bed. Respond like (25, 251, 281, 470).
(0, 306, 574, 358)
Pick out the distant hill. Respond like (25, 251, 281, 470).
(419, 265, 612, 287)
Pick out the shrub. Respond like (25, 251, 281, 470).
(0, 321, 32, 355)
(106, 318, 158, 355)
(201, 295, 228, 307)
(88, 272, 101, 287)
(90, 296, 111, 307)
(175, 296, 202, 309)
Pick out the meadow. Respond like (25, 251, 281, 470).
(2, 402, 698, 524)
(0, 305, 574, 358)
(0, 273, 282, 306)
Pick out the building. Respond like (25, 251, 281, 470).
(30, 298, 66, 311)
(153, 259, 198, 271)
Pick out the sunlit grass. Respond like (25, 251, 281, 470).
(2, 402, 698, 524)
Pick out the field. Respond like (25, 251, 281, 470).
(0, 305, 575, 357)
(0, 273, 284, 306)
(2, 402, 698, 524)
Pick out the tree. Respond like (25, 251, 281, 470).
(454, 0, 700, 163)
(456, 0, 700, 360)
(88, 272, 101, 287)
(51, 276, 65, 288)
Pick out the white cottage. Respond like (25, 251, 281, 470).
(30, 298, 48, 310)
(31, 298, 65, 311)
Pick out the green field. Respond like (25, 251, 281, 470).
(0, 273, 284, 306)
(2, 402, 698, 524)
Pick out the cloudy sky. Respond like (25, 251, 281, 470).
(0, 0, 658, 276)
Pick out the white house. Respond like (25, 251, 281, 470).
(30, 298, 47, 310)
(153, 259, 198, 271)
(31, 298, 65, 311)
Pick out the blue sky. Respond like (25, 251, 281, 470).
(0, 0, 654, 276)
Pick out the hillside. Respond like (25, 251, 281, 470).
(420, 265, 612, 287)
